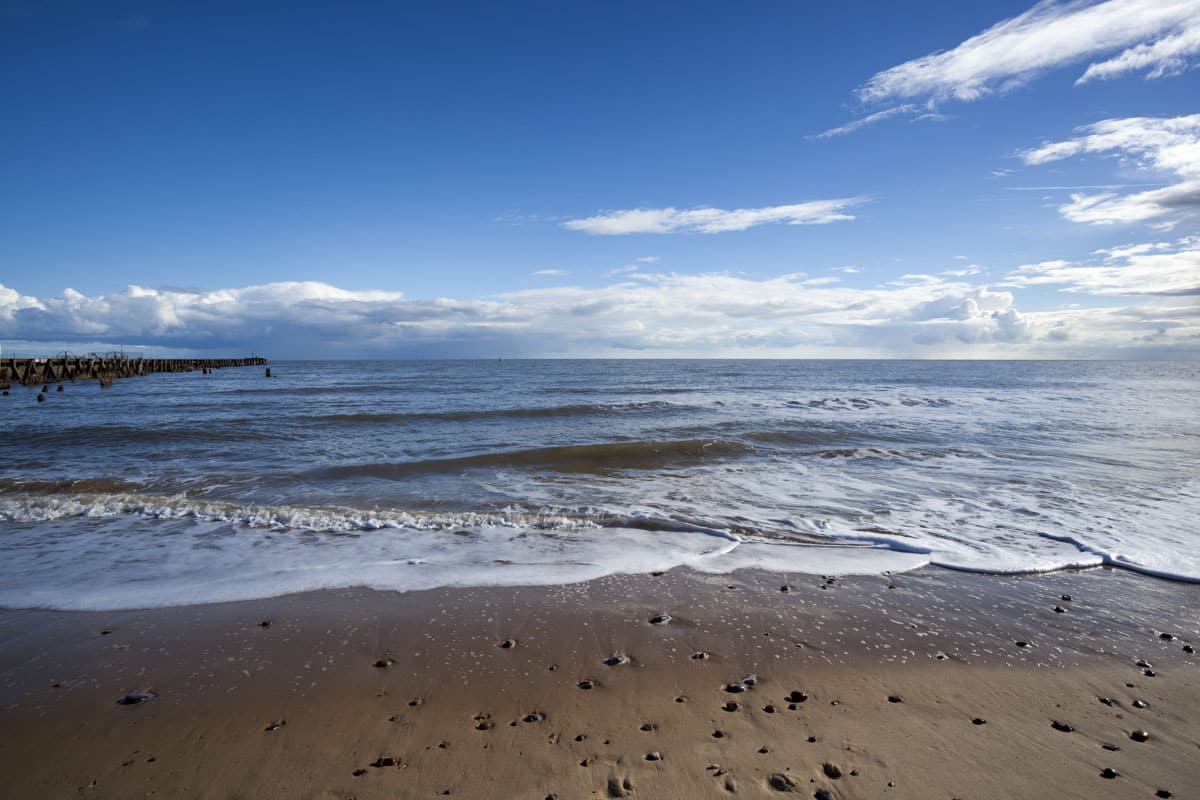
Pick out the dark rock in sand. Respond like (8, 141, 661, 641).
(1051, 721, 1074, 732)
(887, 695, 903, 703)
(1144, 668, 1157, 677)
(263, 721, 284, 731)
(815, 790, 835, 800)
(649, 614, 672, 625)
(1100, 768, 1119, 779)
(36, 393, 45, 403)
(1053, 606, 1066, 613)
(786, 691, 808, 703)
(712, 730, 725, 738)
(523, 712, 545, 723)
(722, 701, 740, 712)
(807, 736, 817, 743)
(259, 621, 271, 628)
(1061, 594, 1072, 601)
(1136, 659, 1153, 668)
(373, 657, 394, 668)
(370, 756, 397, 768)
(1102, 743, 1121, 751)
(498, 638, 516, 649)
(1159, 633, 1175, 640)
(1015, 640, 1030, 648)
(644, 751, 663, 761)
(603, 654, 630, 667)
(1130, 729, 1150, 742)
(1183, 644, 1195, 654)
(1133, 699, 1149, 708)
(972, 718, 987, 725)
(1098, 697, 1116, 707)
(116, 692, 157, 706)
(690, 651, 709, 660)
(352, 769, 367, 776)
(1157, 790, 1172, 798)
(763, 704, 777, 713)
(577, 680, 595, 690)
(822, 763, 842, 779)
(758, 746, 769, 753)
(768, 772, 799, 791)
(408, 697, 424, 706)
(724, 683, 746, 694)
(640, 723, 655, 732)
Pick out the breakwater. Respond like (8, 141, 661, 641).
(0, 356, 267, 389)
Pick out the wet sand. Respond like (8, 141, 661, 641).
(1, 567, 1198, 799)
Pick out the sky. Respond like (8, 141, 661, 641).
(1, 0, 1198, 358)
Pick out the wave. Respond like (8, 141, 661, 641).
(299, 438, 758, 480)
(298, 401, 682, 425)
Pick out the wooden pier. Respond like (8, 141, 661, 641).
(0, 356, 267, 389)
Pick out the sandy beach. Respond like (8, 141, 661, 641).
(1, 566, 1197, 799)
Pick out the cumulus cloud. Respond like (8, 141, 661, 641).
(561, 199, 866, 235)
(2, 266, 1195, 358)
(1020, 114, 1200, 226)
(1006, 237, 1200, 295)
(858, 0, 1200, 106)
(531, 269, 568, 276)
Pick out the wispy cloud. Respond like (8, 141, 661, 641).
(561, 199, 867, 235)
(1020, 113, 1200, 227)
(1007, 237, 1200, 295)
(810, 105, 917, 139)
(531, 269, 569, 276)
(858, 0, 1200, 106)
(634, 256, 660, 263)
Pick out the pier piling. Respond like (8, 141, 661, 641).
(0, 356, 267, 388)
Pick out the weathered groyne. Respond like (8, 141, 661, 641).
(0, 356, 267, 389)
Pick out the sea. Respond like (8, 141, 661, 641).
(1, 360, 1197, 610)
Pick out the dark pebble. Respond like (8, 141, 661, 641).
(498, 639, 516, 649)
(649, 614, 672, 625)
(972, 718, 987, 725)
(712, 730, 725, 738)
(758, 746, 769, 753)
(768, 773, 798, 791)
(1098, 697, 1116, 707)
(1144, 669, 1157, 677)
(1061, 594, 1072, 601)
(650, 571, 665, 576)
(644, 751, 663, 761)
(1102, 743, 1121, 751)
(763, 704, 777, 713)
(722, 701, 740, 712)
(352, 769, 366, 776)
(1156, 791, 1172, 798)
(887, 695, 903, 703)
(815, 790, 834, 800)
(786, 691, 808, 703)
(807, 736, 817, 743)
(577, 680, 595, 690)
(1100, 768, 1119, 779)
(822, 763, 843, 779)
(523, 712, 545, 723)
(1053, 606, 1066, 613)
(1015, 641, 1030, 648)
(1183, 645, 1195, 654)
(263, 721, 284, 731)
(1051, 721, 1074, 732)
(724, 683, 746, 694)
(640, 723, 655, 732)
(603, 655, 630, 667)
(1133, 699, 1149, 709)
(408, 697, 424, 706)
(1130, 730, 1149, 742)
(371, 756, 397, 768)
(116, 692, 157, 706)
(259, 621, 271, 628)
(1136, 659, 1152, 668)
(691, 652, 709, 660)
(373, 657, 394, 669)
(1159, 633, 1175, 641)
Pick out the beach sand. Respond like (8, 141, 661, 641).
(1, 567, 1197, 799)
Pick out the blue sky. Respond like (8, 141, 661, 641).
(1, 0, 1198, 357)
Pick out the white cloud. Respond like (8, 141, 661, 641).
(858, 0, 1200, 106)
(1077, 19, 1200, 82)
(835, 266, 861, 274)
(561, 199, 866, 235)
(1007, 237, 1200, 295)
(2, 262, 1195, 358)
(1020, 114, 1200, 226)
(942, 265, 983, 277)
(634, 256, 660, 263)
(531, 269, 568, 276)
(810, 105, 917, 139)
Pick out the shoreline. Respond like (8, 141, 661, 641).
(2, 566, 1197, 798)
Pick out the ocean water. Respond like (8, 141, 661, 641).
(1, 360, 1197, 610)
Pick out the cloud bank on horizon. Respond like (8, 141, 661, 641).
(3, 235, 1197, 358)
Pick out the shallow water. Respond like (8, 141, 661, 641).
(1, 360, 1197, 609)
